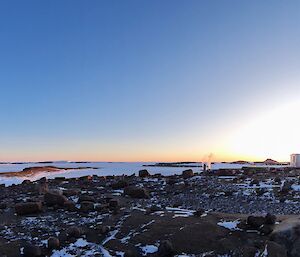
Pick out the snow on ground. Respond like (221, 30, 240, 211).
(140, 244, 158, 255)
(217, 220, 241, 231)
(166, 207, 195, 218)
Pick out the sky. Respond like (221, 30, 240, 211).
(0, 0, 300, 162)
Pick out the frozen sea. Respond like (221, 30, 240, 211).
(0, 161, 288, 186)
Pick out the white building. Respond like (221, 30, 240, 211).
(290, 154, 300, 167)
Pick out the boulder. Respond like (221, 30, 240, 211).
(64, 201, 77, 212)
(44, 190, 68, 207)
(281, 181, 292, 193)
(78, 194, 95, 203)
(109, 199, 119, 208)
(260, 224, 274, 235)
(96, 225, 109, 235)
(37, 182, 49, 194)
(182, 169, 194, 179)
(247, 215, 265, 229)
(124, 186, 150, 199)
(266, 241, 287, 257)
(15, 202, 42, 215)
(158, 240, 175, 257)
(80, 201, 94, 212)
(23, 244, 42, 257)
(111, 180, 129, 189)
(66, 226, 82, 238)
(48, 237, 60, 249)
(265, 213, 277, 225)
(139, 169, 150, 178)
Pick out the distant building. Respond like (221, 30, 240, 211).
(290, 154, 300, 167)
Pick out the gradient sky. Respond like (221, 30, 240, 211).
(1, 1, 300, 162)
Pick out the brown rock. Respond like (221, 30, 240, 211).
(64, 201, 77, 212)
(48, 237, 60, 249)
(44, 190, 68, 207)
(247, 216, 265, 229)
(182, 169, 194, 179)
(15, 202, 42, 215)
(158, 240, 175, 257)
(267, 241, 287, 257)
(124, 186, 150, 199)
(109, 199, 119, 208)
(139, 169, 150, 178)
(63, 189, 80, 197)
(66, 226, 82, 238)
(78, 194, 95, 203)
(265, 213, 276, 225)
(23, 244, 42, 257)
(80, 201, 94, 212)
(111, 180, 129, 189)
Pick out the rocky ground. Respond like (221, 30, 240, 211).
(1, 167, 300, 256)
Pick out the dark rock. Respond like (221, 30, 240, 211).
(124, 250, 141, 257)
(182, 169, 194, 179)
(274, 177, 281, 184)
(265, 213, 276, 225)
(23, 244, 42, 257)
(64, 201, 77, 212)
(15, 202, 42, 215)
(259, 224, 274, 235)
(39, 177, 47, 183)
(266, 241, 287, 257)
(111, 180, 129, 189)
(158, 240, 175, 257)
(66, 226, 82, 238)
(240, 245, 259, 257)
(44, 191, 68, 207)
(139, 169, 150, 178)
(96, 225, 109, 235)
(95, 204, 110, 214)
(194, 209, 205, 217)
(78, 194, 95, 203)
(63, 189, 80, 197)
(124, 186, 150, 199)
(0, 203, 7, 209)
(247, 216, 265, 229)
(80, 201, 94, 212)
(37, 182, 48, 194)
(281, 181, 292, 193)
(109, 199, 119, 208)
(250, 179, 260, 186)
(48, 237, 60, 249)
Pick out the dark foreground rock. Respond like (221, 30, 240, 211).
(15, 202, 42, 215)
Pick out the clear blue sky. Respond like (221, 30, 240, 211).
(1, 1, 300, 162)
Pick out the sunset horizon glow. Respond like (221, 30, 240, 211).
(1, 1, 299, 163)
